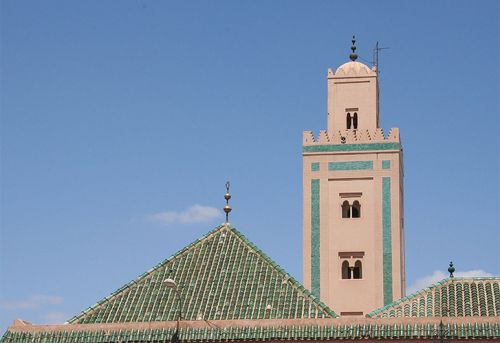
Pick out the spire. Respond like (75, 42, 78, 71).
(223, 181, 232, 224)
(350, 35, 358, 61)
(448, 261, 455, 278)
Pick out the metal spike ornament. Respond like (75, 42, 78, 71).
(350, 35, 358, 61)
(223, 181, 232, 224)
(448, 261, 455, 278)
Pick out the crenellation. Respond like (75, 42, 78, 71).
(303, 131, 315, 144)
(318, 130, 329, 144)
(356, 129, 371, 142)
(344, 129, 357, 142)
(302, 128, 400, 146)
(372, 128, 385, 141)
(387, 128, 400, 140)
(328, 131, 342, 144)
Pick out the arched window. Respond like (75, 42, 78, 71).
(353, 112, 358, 129)
(342, 200, 350, 218)
(346, 113, 352, 129)
(353, 260, 362, 279)
(342, 261, 351, 279)
(351, 200, 361, 218)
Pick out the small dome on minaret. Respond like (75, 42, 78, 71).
(334, 61, 375, 76)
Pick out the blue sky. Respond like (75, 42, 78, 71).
(1, 0, 499, 332)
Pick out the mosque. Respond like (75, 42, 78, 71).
(2, 39, 499, 342)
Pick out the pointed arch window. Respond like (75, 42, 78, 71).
(341, 201, 351, 218)
(353, 260, 362, 279)
(341, 199, 361, 218)
(345, 109, 359, 129)
(351, 200, 361, 218)
(341, 261, 351, 279)
(339, 252, 364, 281)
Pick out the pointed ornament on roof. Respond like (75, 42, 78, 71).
(350, 35, 358, 61)
(448, 261, 455, 278)
(223, 181, 232, 224)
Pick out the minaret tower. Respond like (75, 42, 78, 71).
(303, 37, 405, 316)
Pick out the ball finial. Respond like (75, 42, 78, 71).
(448, 261, 455, 278)
(350, 35, 358, 61)
(223, 181, 232, 224)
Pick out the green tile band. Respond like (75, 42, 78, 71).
(311, 162, 320, 171)
(5, 317, 500, 342)
(382, 160, 391, 169)
(328, 161, 373, 171)
(303, 142, 401, 153)
(311, 179, 320, 298)
(382, 177, 393, 305)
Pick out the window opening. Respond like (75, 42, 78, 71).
(352, 200, 361, 218)
(341, 261, 351, 279)
(341, 200, 361, 218)
(342, 200, 351, 218)
(353, 260, 362, 279)
(353, 112, 358, 129)
(346, 113, 352, 129)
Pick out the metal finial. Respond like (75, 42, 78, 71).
(350, 35, 358, 61)
(448, 261, 455, 278)
(223, 181, 232, 223)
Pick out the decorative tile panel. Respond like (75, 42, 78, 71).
(311, 179, 320, 298)
(328, 161, 373, 171)
(4, 319, 500, 342)
(303, 142, 401, 153)
(382, 177, 393, 305)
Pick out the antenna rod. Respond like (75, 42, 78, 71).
(372, 41, 390, 74)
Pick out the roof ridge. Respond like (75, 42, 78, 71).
(449, 276, 500, 281)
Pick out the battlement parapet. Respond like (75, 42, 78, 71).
(303, 128, 400, 146)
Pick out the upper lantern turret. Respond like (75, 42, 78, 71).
(327, 37, 380, 133)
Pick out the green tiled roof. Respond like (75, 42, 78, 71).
(368, 277, 500, 318)
(3, 321, 500, 342)
(67, 225, 336, 324)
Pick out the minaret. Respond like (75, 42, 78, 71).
(302, 37, 405, 316)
